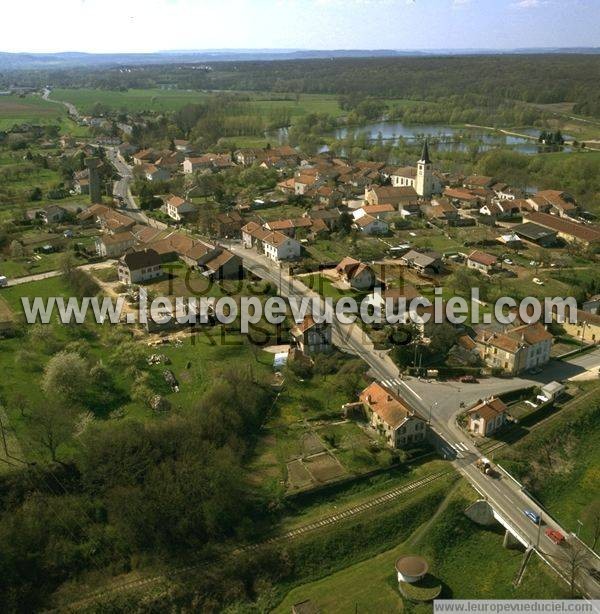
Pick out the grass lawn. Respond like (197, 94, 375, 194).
(275, 482, 569, 612)
(0, 94, 64, 130)
(497, 382, 600, 544)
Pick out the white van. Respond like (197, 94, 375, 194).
(0, 276, 8, 288)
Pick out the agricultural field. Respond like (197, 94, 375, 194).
(50, 88, 345, 119)
(0, 94, 64, 130)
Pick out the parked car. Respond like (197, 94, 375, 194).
(0, 275, 7, 288)
(524, 510, 541, 525)
(532, 278, 544, 285)
(460, 375, 478, 383)
(545, 528, 565, 545)
(503, 258, 513, 265)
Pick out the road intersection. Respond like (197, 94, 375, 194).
(229, 243, 600, 597)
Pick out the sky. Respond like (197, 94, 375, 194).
(2, 0, 599, 53)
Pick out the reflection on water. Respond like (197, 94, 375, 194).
(267, 122, 573, 155)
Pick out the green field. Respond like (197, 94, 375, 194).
(0, 94, 64, 130)
(498, 383, 600, 545)
(275, 482, 569, 612)
(51, 88, 345, 119)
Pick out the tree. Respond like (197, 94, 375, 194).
(58, 251, 76, 277)
(28, 398, 76, 462)
(10, 240, 24, 259)
(582, 500, 600, 551)
(563, 541, 588, 598)
(41, 351, 88, 402)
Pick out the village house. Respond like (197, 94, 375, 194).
(358, 382, 428, 449)
(262, 231, 302, 263)
(463, 175, 495, 190)
(582, 295, 600, 315)
(118, 249, 162, 285)
(132, 149, 157, 166)
(466, 397, 509, 437)
(554, 309, 600, 345)
(335, 257, 376, 290)
(143, 164, 170, 182)
(78, 204, 136, 235)
(165, 195, 196, 222)
(264, 217, 313, 238)
(40, 204, 68, 224)
(291, 316, 333, 355)
(421, 198, 459, 224)
(443, 187, 483, 209)
(527, 190, 578, 218)
(95, 231, 135, 258)
(523, 212, 600, 248)
(475, 322, 553, 375)
(511, 221, 557, 247)
(466, 250, 499, 275)
(215, 211, 244, 238)
(173, 139, 192, 154)
(353, 204, 396, 220)
(364, 185, 419, 215)
(73, 169, 90, 195)
(353, 213, 389, 235)
(399, 250, 443, 275)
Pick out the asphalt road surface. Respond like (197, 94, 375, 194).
(229, 243, 600, 597)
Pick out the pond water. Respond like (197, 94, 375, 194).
(268, 122, 573, 155)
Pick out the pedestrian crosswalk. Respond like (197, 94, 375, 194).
(379, 378, 404, 390)
(440, 440, 470, 459)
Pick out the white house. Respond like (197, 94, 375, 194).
(354, 213, 389, 235)
(262, 231, 302, 263)
(165, 195, 196, 222)
(118, 249, 162, 285)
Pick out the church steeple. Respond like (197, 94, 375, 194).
(419, 138, 431, 165)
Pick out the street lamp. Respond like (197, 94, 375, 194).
(429, 401, 438, 425)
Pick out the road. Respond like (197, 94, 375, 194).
(42, 88, 81, 121)
(229, 243, 600, 598)
(3, 260, 117, 287)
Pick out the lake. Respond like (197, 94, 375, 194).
(269, 122, 573, 155)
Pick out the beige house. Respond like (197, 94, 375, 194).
(359, 382, 428, 449)
(95, 231, 135, 258)
(555, 309, 600, 345)
(467, 397, 509, 437)
(335, 257, 376, 290)
(291, 316, 333, 355)
(475, 322, 553, 374)
(466, 250, 498, 275)
(165, 195, 196, 222)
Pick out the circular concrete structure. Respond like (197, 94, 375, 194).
(395, 555, 429, 584)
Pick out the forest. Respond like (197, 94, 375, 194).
(6, 54, 600, 118)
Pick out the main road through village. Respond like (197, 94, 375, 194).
(228, 242, 600, 598)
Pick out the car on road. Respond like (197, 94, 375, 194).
(532, 278, 544, 285)
(545, 528, 565, 545)
(524, 510, 541, 525)
(459, 375, 478, 383)
(0, 275, 7, 288)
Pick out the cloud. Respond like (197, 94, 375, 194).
(511, 0, 547, 8)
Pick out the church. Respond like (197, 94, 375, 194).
(390, 140, 441, 198)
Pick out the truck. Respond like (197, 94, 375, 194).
(545, 528, 565, 545)
(475, 457, 497, 477)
